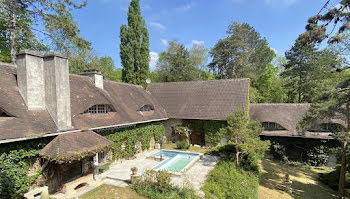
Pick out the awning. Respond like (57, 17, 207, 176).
(40, 131, 114, 163)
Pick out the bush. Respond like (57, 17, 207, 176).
(202, 161, 259, 199)
(205, 143, 260, 173)
(319, 166, 350, 190)
(133, 170, 198, 199)
(176, 140, 189, 149)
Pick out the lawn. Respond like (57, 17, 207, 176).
(259, 159, 337, 199)
(79, 184, 145, 199)
(161, 142, 209, 153)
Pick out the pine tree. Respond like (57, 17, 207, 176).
(0, 0, 90, 63)
(281, 40, 339, 103)
(120, 0, 150, 87)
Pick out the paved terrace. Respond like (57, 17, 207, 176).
(98, 149, 219, 197)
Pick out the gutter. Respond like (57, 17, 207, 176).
(0, 118, 169, 144)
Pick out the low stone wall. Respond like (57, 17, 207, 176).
(24, 186, 49, 199)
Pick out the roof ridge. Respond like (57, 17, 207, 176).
(104, 79, 143, 88)
(148, 78, 249, 85)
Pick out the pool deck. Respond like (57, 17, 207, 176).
(99, 149, 219, 197)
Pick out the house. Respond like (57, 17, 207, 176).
(0, 50, 342, 197)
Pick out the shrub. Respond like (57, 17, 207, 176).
(176, 140, 189, 149)
(202, 161, 259, 199)
(133, 170, 198, 199)
(319, 166, 350, 190)
(205, 143, 260, 173)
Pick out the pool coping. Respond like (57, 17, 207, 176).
(148, 149, 202, 176)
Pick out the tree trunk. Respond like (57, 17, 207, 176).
(338, 141, 347, 199)
(235, 137, 240, 168)
(338, 98, 350, 198)
(9, 0, 18, 64)
(298, 73, 302, 103)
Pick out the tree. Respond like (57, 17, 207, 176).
(300, 70, 349, 198)
(251, 63, 286, 103)
(0, 0, 90, 63)
(156, 41, 195, 82)
(281, 40, 340, 103)
(154, 41, 212, 82)
(120, 0, 149, 87)
(0, 1, 47, 62)
(300, 0, 350, 45)
(221, 111, 270, 168)
(209, 22, 275, 80)
(69, 49, 122, 82)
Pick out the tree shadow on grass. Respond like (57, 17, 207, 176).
(292, 180, 337, 199)
(259, 159, 337, 199)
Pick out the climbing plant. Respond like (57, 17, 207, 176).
(183, 120, 227, 146)
(0, 138, 50, 198)
(99, 122, 164, 160)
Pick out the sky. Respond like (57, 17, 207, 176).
(72, 0, 331, 70)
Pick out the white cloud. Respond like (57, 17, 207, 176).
(192, 40, 205, 46)
(176, 2, 195, 11)
(149, 52, 159, 71)
(149, 22, 166, 31)
(161, 39, 169, 46)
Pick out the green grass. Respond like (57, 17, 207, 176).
(259, 159, 337, 199)
(79, 184, 145, 199)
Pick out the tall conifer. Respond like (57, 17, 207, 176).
(120, 0, 150, 87)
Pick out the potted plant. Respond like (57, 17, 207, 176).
(131, 167, 138, 175)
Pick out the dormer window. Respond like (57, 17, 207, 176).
(0, 108, 12, 117)
(84, 104, 114, 114)
(262, 122, 285, 131)
(139, 104, 154, 112)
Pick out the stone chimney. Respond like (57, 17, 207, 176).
(16, 50, 46, 110)
(43, 52, 72, 131)
(80, 69, 104, 89)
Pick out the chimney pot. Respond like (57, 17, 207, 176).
(80, 69, 104, 89)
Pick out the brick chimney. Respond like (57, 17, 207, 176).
(16, 50, 46, 110)
(80, 69, 104, 89)
(43, 52, 72, 131)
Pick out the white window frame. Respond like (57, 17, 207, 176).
(84, 104, 113, 114)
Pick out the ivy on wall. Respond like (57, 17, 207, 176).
(99, 122, 165, 160)
(183, 120, 227, 146)
(0, 138, 50, 198)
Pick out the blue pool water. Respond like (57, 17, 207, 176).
(153, 150, 199, 172)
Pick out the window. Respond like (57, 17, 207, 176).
(0, 108, 12, 117)
(83, 104, 114, 114)
(139, 104, 154, 112)
(262, 122, 285, 130)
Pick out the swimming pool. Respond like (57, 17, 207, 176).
(152, 150, 200, 173)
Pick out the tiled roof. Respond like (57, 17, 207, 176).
(39, 131, 114, 163)
(0, 64, 57, 140)
(147, 79, 249, 120)
(0, 63, 167, 141)
(250, 103, 334, 139)
(249, 103, 310, 134)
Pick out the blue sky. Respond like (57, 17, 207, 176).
(72, 0, 330, 70)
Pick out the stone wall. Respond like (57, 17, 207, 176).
(163, 119, 183, 142)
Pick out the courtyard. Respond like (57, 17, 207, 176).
(98, 149, 219, 197)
